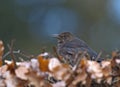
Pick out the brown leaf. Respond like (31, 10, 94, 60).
(72, 71, 87, 85)
(25, 70, 51, 87)
(49, 58, 71, 82)
(101, 61, 111, 77)
(37, 55, 50, 72)
(0, 60, 2, 67)
(85, 74, 92, 87)
(7, 61, 16, 75)
(0, 40, 4, 67)
(4, 70, 28, 87)
(112, 51, 117, 58)
(15, 66, 29, 80)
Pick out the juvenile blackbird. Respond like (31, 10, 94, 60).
(53, 32, 98, 66)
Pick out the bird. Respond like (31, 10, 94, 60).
(53, 32, 98, 66)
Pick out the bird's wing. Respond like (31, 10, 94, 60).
(59, 45, 76, 56)
(58, 45, 78, 66)
(62, 39, 98, 59)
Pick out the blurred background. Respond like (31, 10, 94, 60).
(0, 0, 120, 56)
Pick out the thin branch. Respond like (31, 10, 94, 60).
(8, 40, 17, 68)
(3, 50, 20, 59)
(73, 51, 87, 71)
(3, 49, 34, 60)
(66, 51, 87, 86)
(18, 50, 34, 59)
(95, 51, 102, 61)
(41, 47, 46, 53)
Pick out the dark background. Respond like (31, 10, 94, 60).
(0, 0, 120, 56)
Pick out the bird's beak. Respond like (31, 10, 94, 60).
(52, 34, 59, 38)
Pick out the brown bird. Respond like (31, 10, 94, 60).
(53, 32, 98, 66)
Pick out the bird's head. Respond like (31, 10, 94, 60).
(53, 32, 74, 43)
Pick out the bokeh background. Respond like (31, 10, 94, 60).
(0, 0, 120, 55)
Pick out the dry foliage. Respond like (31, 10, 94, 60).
(0, 40, 120, 87)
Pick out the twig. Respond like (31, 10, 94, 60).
(95, 51, 102, 61)
(3, 50, 34, 60)
(7, 40, 17, 68)
(3, 50, 20, 59)
(41, 47, 46, 53)
(18, 50, 34, 59)
(66, 51, 87, 86)
(112, 77, 120, 83)
(73, 51, 87, 71)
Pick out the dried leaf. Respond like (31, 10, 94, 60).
(38, 54, 50, 72)
(52, 81, 66, 87)
(87, 60, 103, 79)
(25, 70, 51, 87)
(15, 66, 29, 80)
(0, 40, 4, 67)
(72, 71, 87, 85)
(48, 58, 61, 72)
(101, 61, 111, 77)
(7, 61, 16, 75)
(4, 71, 28, 87)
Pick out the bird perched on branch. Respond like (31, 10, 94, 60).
(53, 32, 98, 66)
